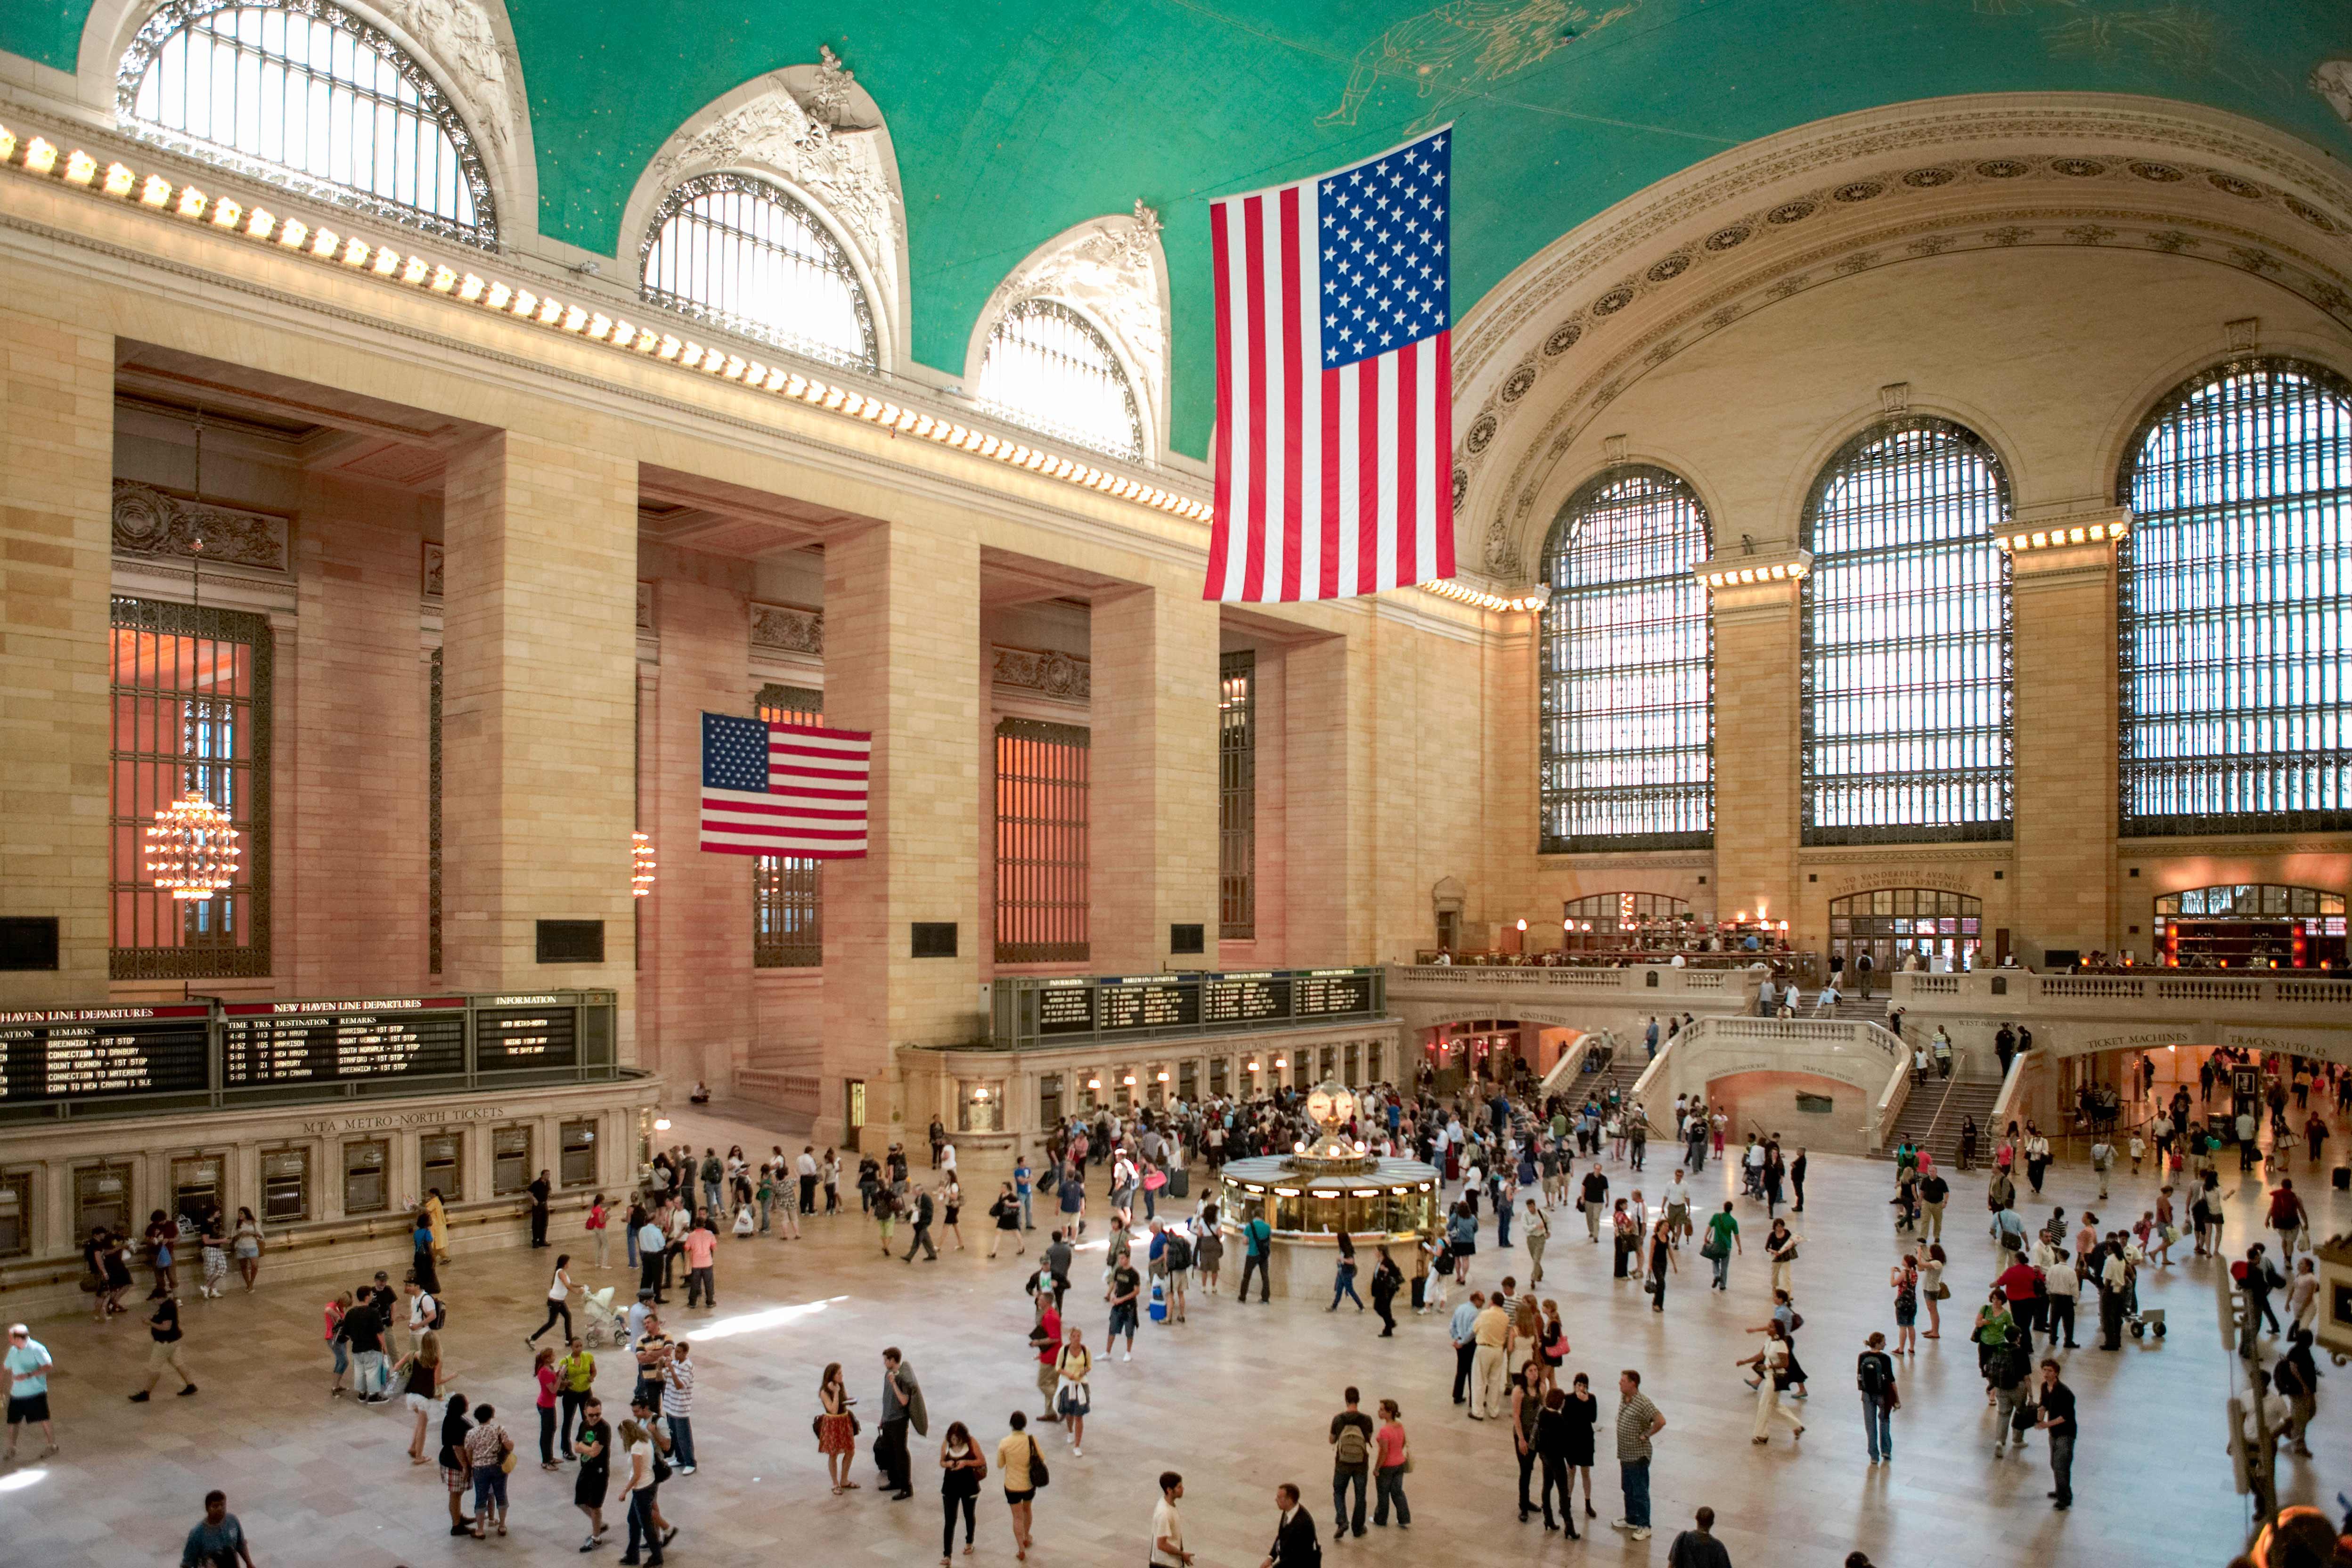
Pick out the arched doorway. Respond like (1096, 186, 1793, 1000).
(1561, 892, 1692, 953)
(1828, 888, 1983, 974)
(2153, 884, 2347, 969)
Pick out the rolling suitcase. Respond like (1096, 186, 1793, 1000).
(1169, 1168, 1190, 1200)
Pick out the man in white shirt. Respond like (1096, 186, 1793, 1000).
(795, 1147, 820, 1215)
(939, 1142, 958, 1180)
(1152, 1471, 1192, 1567)
(403, 1278, 436, 1356)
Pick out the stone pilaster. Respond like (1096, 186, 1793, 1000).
(438, 431, 638, 1016)
(1088, 587, 1220, 972)
(2011, 532, 2121, 962)
(1285, 631, 1372, 965)
(1711, 579, 1802, 933)
(822, 521, 983, 1152)
(0, 300, 112, 1003)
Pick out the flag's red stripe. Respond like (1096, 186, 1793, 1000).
(1206, 197, 1233, 598)
(1356, 358, 1380, 596)
(1278, 183, 1304, 603)
(1241, 195, 1269, 603)
(1396, 341, 1417, 590)
(1432, 331, 1454, 578)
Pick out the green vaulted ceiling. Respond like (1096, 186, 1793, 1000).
(8, 2, 2351, 457)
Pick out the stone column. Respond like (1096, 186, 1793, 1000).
(1089, 587, 1220, 971)
(821, 521, 983, 1152)
(2010, 530, 2121, 964)
(1285, 632, 1371, 964)
(439, 431, 638, 1017)
(0, 302, 112, 1003)
(1710, 578, 1802, 935)
(644, 563, 756, 1090)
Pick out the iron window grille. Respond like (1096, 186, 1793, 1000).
(2116, 358, 2352, 836)
(753, 684, 825, 968)
(1539, 465, 1715, 852)
(995, 718, 1090, 964)
(975, 298, 1145, 460)
(1219, 650, 1257, 940)
(1800, 418, 2014, 845)
(640, 172, 877, 372)
(118, 0, 496, 247)
(109, 595, 273, 979)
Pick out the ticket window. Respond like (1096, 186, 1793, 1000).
(419, 1132, 465, 1202)
(1366, 1043, 1382, 1085)
(1178, 1060, 1197, 1102)
(74, 1163, 134, 1241)
(560, 1119, 597, 1189)
(1321, 1046, 1337, 1082)
(492, 1127, 531, 1196)
(0, 1173, 30, 1258)
(959, 1082, 1003, 1134)
(1146, 1070, 1166, 1111)
(172, 1153, 225, 1227)
(343, 1140, 389, 1216)
(262, 1147, 310, 1224)
(1345, 1044, 1360, 1086)
(1209, 1058, 1228, 1099)
(1038, 1073, 1063, 1130)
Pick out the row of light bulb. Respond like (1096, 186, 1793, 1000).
(1699, 561, 1810, 588)
(0, 123, 1211, 525)
(1422, 576, 1550, 613)
(1995, 519, 2129, 552)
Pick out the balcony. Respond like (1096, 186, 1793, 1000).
(1890, 969, 2352, 1057)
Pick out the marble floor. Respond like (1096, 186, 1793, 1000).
(4, 1107, 2321, 1567)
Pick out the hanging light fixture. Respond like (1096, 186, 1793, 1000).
(145, 411, 241, 903)
(632, 831, 657, 896)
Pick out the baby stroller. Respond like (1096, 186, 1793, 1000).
(580, 1285, 622, 1348)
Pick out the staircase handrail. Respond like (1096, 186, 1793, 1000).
(1870, 1051, 1912, 1153)
(1626, 1035, 1674, 1133)
(1539, 1031, 1606, 1098)
(1990, 1047, 2032, 1132)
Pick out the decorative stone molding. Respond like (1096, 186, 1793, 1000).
(111, 480, 288, 572)
(422, 541, 443, 597)
(750, 601, 824, 655)
(636, 580, 654, 632)
(624, 53, 907, 364)
(2317, 61, 2352, 128)
(971, 202, 1171, 457)
(992, 646, 1091, 704)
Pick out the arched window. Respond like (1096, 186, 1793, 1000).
(119, 0, 494, 245)
(639, 173, 876, 371)
(1538, 466, 1713, 851)
(2118, 359, 2352, 834)
(1801, 418, 2012, 843)
(975, 299, 1144, 459)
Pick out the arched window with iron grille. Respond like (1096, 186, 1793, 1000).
(975, 298, 1144, 460)
(640, 172, 878, 371)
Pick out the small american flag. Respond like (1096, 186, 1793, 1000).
(699, 713, 870, 858)
(1207, 126, 1454, 602)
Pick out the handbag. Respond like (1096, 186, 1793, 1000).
(2010, 1399, 2037, 1434)
(1027, 1433, 1050, 1488)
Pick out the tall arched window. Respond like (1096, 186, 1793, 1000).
(1539, 466, 1713, 851)
(975, 299, 1144, 459)
(1801, 418, 2012, 843)
(639, 173, 876, 371)
(119, 0, 495, 245)
(2118, 359, 2352, 834)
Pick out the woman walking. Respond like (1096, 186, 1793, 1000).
(1536, 1302, 1568, 1393)
(939, 1421, 988, 1564)
(438, 1393, 475, 1537)
(586, 1195, 611, 1269)
(1971, 1289, 2016, 1403)
(197, 1209, 229, 1300)
(1511, 1364, 1544, 1521)
(616, 1410, 663, 1565)
(1372, 1399, 1411, 1528)
(86, 1227, 131, 1320)
(997, 1412, 1041, 1561)
(1330, 1230, 1364, 1312)
(465, 1403, 514, 1539)
(941, 1179, 966, 1252)
(231, 1207, 264, 1292)
(392, 1331, 446, 1463)
(529, 1254, 578, 1347)
(534, 1347, 563, 1470)
(1195, 1218, 1224, 1296)
(130, 1290, 196, 1401)
(1370, 1246, 1404, 1336)
(1764, 1218, 1804, 1295)
(1054, 1326, 1092, 1456)
(1890, 1253, 1920, 1356)
(988, 1184, 1026, 1259)
(143, 1210, 178, 1298)
(817, 1362, 858, 1494)
(1740, 1323, 1805, 1446)
(1646, 1219, 1677, 1313)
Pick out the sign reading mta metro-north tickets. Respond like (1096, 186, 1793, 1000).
(0, 1004, 212, 1103)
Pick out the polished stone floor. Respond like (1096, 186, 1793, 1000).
(5, 1104, 2323, 1566)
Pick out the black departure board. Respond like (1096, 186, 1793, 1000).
(0, 1004, 212, 1102)
(221, 997, 467, 1086)
(475, 998, 579, 1070)
(1037, 983, 1095, 1036)
(1294, 970, 1376, 1017)
(1099, 976, 1200, 1034)
(1203, 972, 1290, 1025)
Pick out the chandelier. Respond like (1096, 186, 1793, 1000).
(145, 790, 241, 900)
(632, 832, 657, 896)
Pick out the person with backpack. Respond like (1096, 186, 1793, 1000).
(988, 1184, 1027, 1260)
(1328, 1386, 1375, 1539)
(1239, 1212, 1274, 1304)
(1162, 1226, 1193, 1324)
(1855, 1332, 1899, 1465)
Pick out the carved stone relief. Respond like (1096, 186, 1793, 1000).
(992, 646, 1091, 704)
(751, 601, 824, 654)
(372, 0, 524, 159)
(112, 481, 288, 572)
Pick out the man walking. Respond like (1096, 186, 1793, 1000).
(180, 1488, 257, 1568)
(4, 1323, 57, 1460)
(902, 1184, 938, 1262)
(1524, 1200, 1549, 1285)
(1666, 1506, 1732, 1568)
(1450, 1290, 1485, 1408)
(1153, 1471, 1192, 1568)
(1917, 1167, 1947, 1244)
(1613, 1369, 1664, 1542)
(1328, 1386, 1374, 1540)
(2034, 1359, 2077, 1510)
(1261, 1482, 1321, 1568)
(1581, 1166, 1609, 1243)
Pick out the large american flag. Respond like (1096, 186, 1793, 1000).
(1207, 127, 1454, 602)
(699, 713, 870, 857)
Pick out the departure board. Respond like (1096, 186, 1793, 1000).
(1099, 976, 1200, 1034)
(1202, 972, 1290, 1025)
(1292, 970, 1378, 1018)
(1037, 983, 1095, 1037)
(221, 997, 467, 1086)
(0, 1004, 211, 1102)
(475, 998, 579, 1070)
